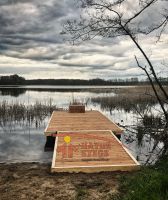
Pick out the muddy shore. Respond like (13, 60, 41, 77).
(0, 162, 128, 200)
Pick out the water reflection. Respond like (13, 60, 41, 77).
(0, 85, 120, 97)
(0, 119, 53, 163)
(0, 88, 26, 97)
(0, 87, 163, 164)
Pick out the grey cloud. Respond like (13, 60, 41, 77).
(0, 0, 33, 6)
(0, 0, 76, 57)
(0, 0, 167, 79)
(38, 2, 66, 22)
(0, 34, 62, 46)
(0, 66, 56, 75)
(58, 62, 111, 69)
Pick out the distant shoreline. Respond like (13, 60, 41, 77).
(1, 74, 162, 86)
(0, 84, 138, 88)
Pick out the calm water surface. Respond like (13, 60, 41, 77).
(0, 86, 161, 164)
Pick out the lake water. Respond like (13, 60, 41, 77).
(0, 86, 161, 164)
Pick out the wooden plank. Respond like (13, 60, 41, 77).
(51, 135, 58, 169)
(110, 131, 140, 165)
(45, 110, 124, 136)
(51, 130, 140, 173)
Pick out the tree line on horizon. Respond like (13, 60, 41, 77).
(0, 74, 168, 86)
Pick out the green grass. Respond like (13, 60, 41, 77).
(73, 157, 168, 200)
(118, 156, 168, 200)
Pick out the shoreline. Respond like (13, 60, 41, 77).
(0, 161, 51, 164)
(0, 162, 125, 200)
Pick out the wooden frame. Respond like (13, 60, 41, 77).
(51, 130, 140, 173)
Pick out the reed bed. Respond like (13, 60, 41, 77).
(0, 100, 58, 125)
(114, 85, 168, 96)
(91, 86, 168, 156)
(91, 86, 167, 112)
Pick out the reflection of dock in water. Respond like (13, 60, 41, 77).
(44, 104, 140, 173)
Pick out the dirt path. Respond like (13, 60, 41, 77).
(0, 163, 126, 200)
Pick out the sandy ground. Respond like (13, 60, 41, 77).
(0, 162, 126, 200)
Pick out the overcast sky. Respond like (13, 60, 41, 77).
(0, 0, 167, 80)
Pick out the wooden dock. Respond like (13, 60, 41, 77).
(51, 130, 140, 172)
(44, 109, 140, 172)
(44, 110, 124, 136)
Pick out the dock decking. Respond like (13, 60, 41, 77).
(45, 109, 140, 172)
(51, 130, 140, 172)
(45, 110, 124, 136)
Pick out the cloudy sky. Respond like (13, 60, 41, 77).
(0, 0, 167, 80)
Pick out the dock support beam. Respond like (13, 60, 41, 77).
(44, 136, 56, 151)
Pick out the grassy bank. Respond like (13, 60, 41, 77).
(0, 157, 167, 200)
(118, 156, 168, 200)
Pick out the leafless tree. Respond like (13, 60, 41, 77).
(63, 0, 168, 155)
(63, 0, 168, 121)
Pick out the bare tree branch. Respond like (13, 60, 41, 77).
(135, 55, 168, 121)
(124, 0, 158, 27)
(63, 0, 168, 129)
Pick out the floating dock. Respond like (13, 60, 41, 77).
(44, 110, 124, 136)
(51, 130, 140, 173)
(44, 106, 140, 173)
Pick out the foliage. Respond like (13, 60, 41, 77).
(0, 74, 25, 85)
